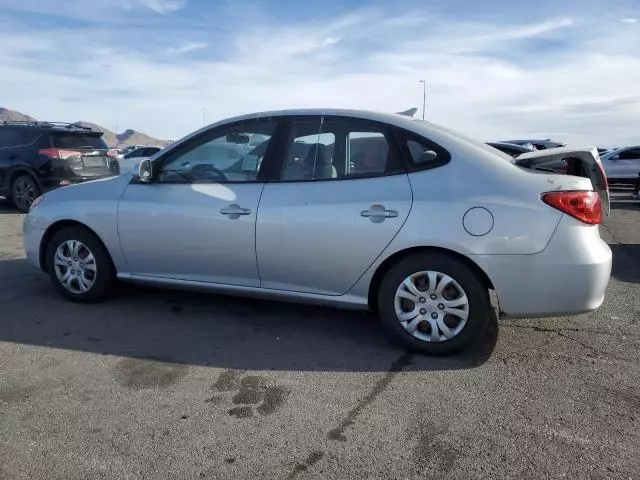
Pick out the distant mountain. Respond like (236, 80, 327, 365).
(0, 107, 37, 123)
(117, 128, 167, 147)
(0, 107, 168, 148)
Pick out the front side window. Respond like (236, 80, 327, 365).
(280, 117, 402, 181)
(158, 121, 277, 183)
(618, 148, 640, 160)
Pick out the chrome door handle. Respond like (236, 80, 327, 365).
(360, 205, 399, 222)
(220, 204, 251, 217)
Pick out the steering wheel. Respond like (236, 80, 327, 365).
(190, 164, 228, 182)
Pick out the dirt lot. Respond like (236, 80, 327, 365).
(0, 190, 639, 480)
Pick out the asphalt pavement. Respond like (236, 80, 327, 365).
(0, 189, 638, 480)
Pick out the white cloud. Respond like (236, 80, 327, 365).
(120, 0, 186, 14)
(620, 18, 638, 24)
(167, 42, 209, 54)
(0, 8, 639, 147)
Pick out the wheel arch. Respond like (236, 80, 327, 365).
(39, 220, 114, 273)
(9, 167, 43, 195)
(367, 246, 495, 311)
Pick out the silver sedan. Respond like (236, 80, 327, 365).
(23, 109, 612, 355)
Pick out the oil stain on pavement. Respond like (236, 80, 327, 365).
(207, 369, 290, 418)
(113, 358, 188, 389)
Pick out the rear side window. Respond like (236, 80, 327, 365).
(0, 128, 21, 147)
(280, 117, 404, 181)
(51, 134, 107, 149)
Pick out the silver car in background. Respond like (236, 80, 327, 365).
(23, 109, 612, 355)
(600, 146, 640, 184)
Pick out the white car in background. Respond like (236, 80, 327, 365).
(116, 146, 162, 173)
(600, 146, 640, 184)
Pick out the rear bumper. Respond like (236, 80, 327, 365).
(471, 217, 612, 318)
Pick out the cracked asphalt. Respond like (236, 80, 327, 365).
(0, 189, 638, 480)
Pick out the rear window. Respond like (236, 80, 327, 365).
(51, 134, 107, 149)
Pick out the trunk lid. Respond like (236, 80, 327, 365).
(515, 146, 610, 215)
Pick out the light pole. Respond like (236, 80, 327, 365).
(419, 80, 426, 120)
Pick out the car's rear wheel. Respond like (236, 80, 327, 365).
(11, 175, 40, 213)
(377, 253, 490, 355)
(45, 226, 114, 303)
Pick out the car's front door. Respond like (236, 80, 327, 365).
(604, 147, 640, 181)
(256, 116, 413, 295)
(117, 119, 280, 286)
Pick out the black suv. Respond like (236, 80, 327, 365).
(0, 121, 119, 212)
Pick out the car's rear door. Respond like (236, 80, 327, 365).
(0, 127, 21, 193)
(255, 115, 413, 295)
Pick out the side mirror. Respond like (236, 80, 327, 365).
(138, 159, 152, 182)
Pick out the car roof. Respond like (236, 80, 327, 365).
(197, 108, 486, 147)
(0, 121, 100, 135)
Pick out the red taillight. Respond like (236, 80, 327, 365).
(106, 149, 118, 158)
(38, 149, 82, 160)
(542, 191, 602, 225)
(38, 148, 60, 159)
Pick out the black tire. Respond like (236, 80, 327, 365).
(377, 252, 491, 356)
(11, 175, 41, 213)
(45, 226, 115, 303)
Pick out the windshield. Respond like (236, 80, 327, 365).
(51, 133, 107, 149)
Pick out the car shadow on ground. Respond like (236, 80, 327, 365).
(0, 198, 19, 215)
(610, 201, 639, 213)
(610, 244, 640, 284)
(0, 258, 499, 372)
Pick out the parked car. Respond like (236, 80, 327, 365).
(23, 109, 611, 355)
(501, 139, 567, 150)
(117, 145, 145, 158)
(0, 121, 119, 212)
(488, 141, 574, 173)
(116, 146, 163, 172)
(486, 142, 535, 158)
(600, 146, 640, 184)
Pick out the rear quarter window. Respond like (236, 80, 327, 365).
(396, 129, 451, 171)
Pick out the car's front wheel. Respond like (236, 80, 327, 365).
(378, 252, 491, 356)
(45, 226, 114, 303)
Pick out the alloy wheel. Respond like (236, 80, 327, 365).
(13, 178, 38, 212)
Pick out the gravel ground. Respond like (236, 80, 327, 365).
(0, 189, 638, 480)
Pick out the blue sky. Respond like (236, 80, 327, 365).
(0, 0, 639, 145)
